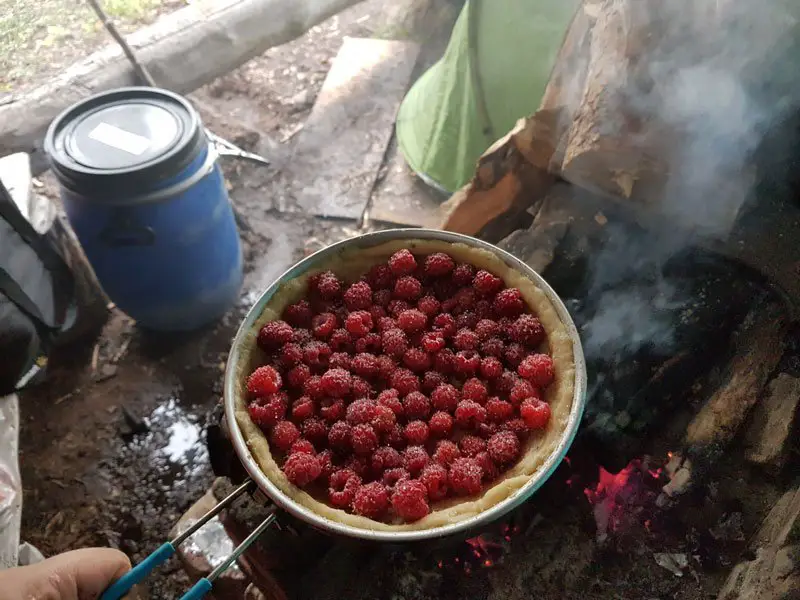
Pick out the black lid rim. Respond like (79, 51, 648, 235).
(44, 87, 206, 197)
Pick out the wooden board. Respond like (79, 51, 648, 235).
(368, 136, 444, 227)
(290, 37, 420, 220)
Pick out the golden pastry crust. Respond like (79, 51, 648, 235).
(233, 239, 575, 532)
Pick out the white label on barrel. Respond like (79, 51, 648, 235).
(87, 122, 151, 156)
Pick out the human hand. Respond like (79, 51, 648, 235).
(0, 548, 131, 600)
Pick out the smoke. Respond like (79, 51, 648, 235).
(560, 0, 800, 361)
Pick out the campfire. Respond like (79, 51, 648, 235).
(181, 0, 800, 598)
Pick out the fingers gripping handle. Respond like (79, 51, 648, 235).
(99, 542, 175, 600)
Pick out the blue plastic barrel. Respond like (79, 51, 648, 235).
(44, 87, 243, 331)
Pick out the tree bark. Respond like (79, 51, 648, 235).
(0, 0, 365, 159)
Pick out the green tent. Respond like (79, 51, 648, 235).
(396, 0, 580, 193)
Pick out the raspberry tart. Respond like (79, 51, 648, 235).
(233, 239, 575, 531)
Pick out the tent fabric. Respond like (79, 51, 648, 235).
(396, 0, 580, 193)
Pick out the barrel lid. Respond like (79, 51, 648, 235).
(45, 87, 206, 197)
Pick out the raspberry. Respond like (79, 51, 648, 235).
(328, 421, 352, 451)
(459, 435, 487, 458)
(504, 343, 526, 368)
(510, 315, 545, 347)
(441, 298, 458, 313)
(477, 421, 499, 440)
(258, 322, 294, 353)
(475, 319, 501, 342)
(344, 281, 373, 311)
(433, 440, 461, 466)
(462, 378, 488, 403)
(247, 366, 282, 397)
(351, 424, 379, 455)
(518, 354, 555, 388)
(381, 328, 408, 358)
(329, 352, 352, 371)
(428, 411, 454, 437)
(371, 446, 403, 475)
(503, 418, 531, 437)
(493, 288, 525, 317)
(394, 276, 423, 301)
(283, 452, 322, 487)
(375, 355, 398, 380)
(345, 456, 369, 479)
(345, 311, 373, 337)
(377, 316, 398, 332)
(384, 424, 406, 450)
(475, 452, 500, 481)
(397, 309, 427, 332)
(382, 467, 411, 491)
(453, 328, 480, 351)
(283, 300, 313, 327)
(390, 368, 420, 396)
(353, 482, 389, 519)
(452, 263, 476, 286)
(473, 270, 504, 295)
(320, 398, 345, 423)
(455, 400, 487, 429)
(495, 370, 519, 395)
(388, 249, 417, 276)
(354, 332, 382, 354)
(454, 351, 481, 376)
(329, 469, 361, 508)
(485, 397, 514, 422)
(302, 417, 328, 446)
(248, 400, 284, 429)
(317, 449, 335, 483)
(448, 458, 483, 496)
(480, 357, 503, 379)
(417, 295, 441, 316)
(303, 375, 324, 399)
(351, 352, 378, 378)
(404, 420, 429, 445)
(455, 310, 479, 330)
(510, 380, 539, 405)
(520, 398, 552, 429)
(487, 431, 520, 464)
(290, 439, 316, 455)
(377, 389, 404, 416)
(291, 396, 315, 421)
(402, 445, 430, 475)
(475, 300, 493, 319)
(420, 252, 453, 277)
(311, 271, 342, 300)
(403, 348, 432, 372)
(320, 368, 352, 397)
(422, 370, 446, 393)
(420, 464, 449, 501)
(403, 391, 432, 420)
(369, 305, 387, 322)
(280, 343, 304, 368)
(367, 264, 395, 289)
(388, 300, 411, 317)
(270, 420, 300, 452)
(497, 317, 514, 338)
(329, 328, 354, 352)
(432, 313, 457, 337)
(351, 376, 373, 399)
(431, 384, 459, 412)
(391, 480, 430, 522)
(292, 328, 313, 345)
(304, 341, 331, 369)
(433, 348, 456, 374)
(312, 313, 338, 339)
(480, 337, 505, 358)
(346, 399, 378, 425)
(421, 332, 446, 353)
(287, 364, 312, 389)
(371, 404, 397, 434)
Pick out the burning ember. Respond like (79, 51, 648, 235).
(584, 458, 666, 543)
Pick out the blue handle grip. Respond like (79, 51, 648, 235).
(100, 542, 175, 600)
(179, 578, 213, 600)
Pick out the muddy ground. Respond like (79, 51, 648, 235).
(17, 1, 430, 597)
